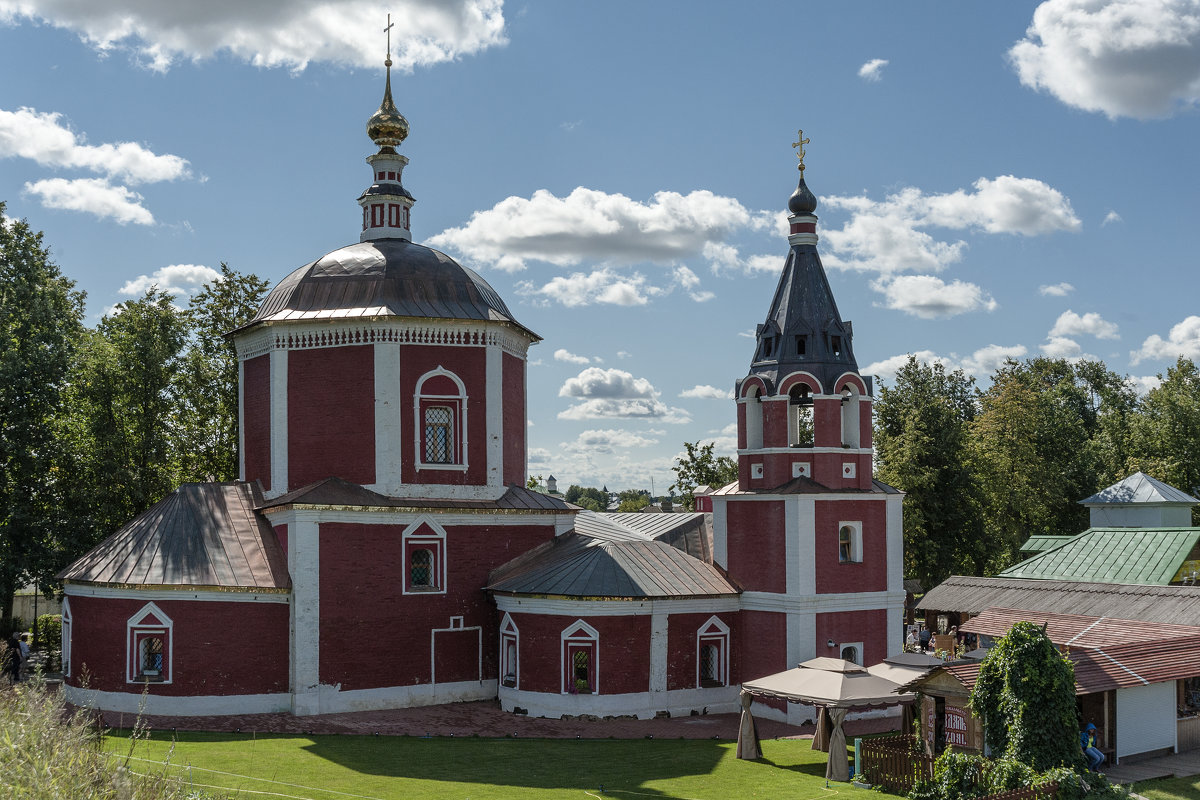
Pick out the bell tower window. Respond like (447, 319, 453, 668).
(795, 336, 807, 356)
(831, 335, 843, 357)
(841, 386, 861, 448)
(789, 384, 814, 447)
(744, 385, 764, 449)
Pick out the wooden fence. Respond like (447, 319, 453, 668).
(859, 734, 934, 794)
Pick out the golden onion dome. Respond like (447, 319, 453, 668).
(367, 59, 409, 149)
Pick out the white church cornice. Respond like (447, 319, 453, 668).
(235, 318, 534, 361)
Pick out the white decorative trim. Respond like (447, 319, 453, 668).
(236, 319, 533, 360)
(649, 612, 668, 694)
(485, 345, 503, 488)
(500, 613, 519, 690)
(268, 349, 288, 496)
(739, 589, 906, 613)
(561, 620, 600, 694)
(794, 498, 816, 596)
(499, 684, 739, 721)
(837, 641, 865, 665)
(738, 446, 873, 456)
(751, 463, 764, 479)
(289, 514, 321, 713)
(778, 370, 824, 395)
(496, 596, 739, 617)
(61, 597, 72, 678)
(696, 616, 730, 688)
(402, 516, 448, 595)
(792, 461, 811, 478)
(712, 496, 728, 569)
(414, 366, 468, 472)
(63, 584, 288, 603)
(238, 359, 246, 481)
(842, 462, 857, 479)
(262, 507, 572, 529)
(300, 679, 498, 715)
(64, 685, 291, 717)
(126, 602, 173, 685)
(430, 621, 481, 683)
(374, 342, 403, 492)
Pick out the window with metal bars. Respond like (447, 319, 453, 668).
(424, 406, 454, 463)
(700, 643, 720, 686)
(141, 637, 163, 675)
(411, 548, 433, 587)
(573, 649, 591, 693)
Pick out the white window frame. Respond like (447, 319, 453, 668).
(414, 367, 468, 472)
(561, 620, 599, 695)
(61, 597, 72, 678)
(742, 385, 764, 450)
(695, 615, 730, 688)
(126, 602, 173, 684)
(840, 641, 864, 665)
(500, 613, 519, 689)
(402, 517, 448, 595)
(840, 385, 861, 448)
(838, 521, 863, 564)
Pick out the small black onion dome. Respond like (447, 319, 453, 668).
(788, 177, 818, 215)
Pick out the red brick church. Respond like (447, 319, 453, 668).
(58, 62, 904, 723)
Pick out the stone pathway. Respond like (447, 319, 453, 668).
(1104, 750, 1200, 785)
(93, 699, 901, 741)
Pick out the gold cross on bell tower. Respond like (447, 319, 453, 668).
(792, 129, 811, 174)
(384, 13, 395, 64)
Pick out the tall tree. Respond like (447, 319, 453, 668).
(1129, 357, 1200, 522)
(174, 264, 270, 482)
(873, 356, 986, 587)
(670, 440, 738, 511)
(0, 205, 85, 628)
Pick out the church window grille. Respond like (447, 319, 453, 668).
(424, 406, 453, 463)
(126, 602, 172, 684)
(411, 548, 434, 587)
(141, 637, 164, 675)
(840, 645, 860, 665)
(402, 518, 447, 595)
(561, 620, 599, 694)
(696, 616, 730, 688)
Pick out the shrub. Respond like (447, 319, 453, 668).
(36, 613, 61, 670)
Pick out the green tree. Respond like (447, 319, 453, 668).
(970, 620, 1084, 771)
(670, 440, 738, 511)
(874, 357, 985, 587)
(526, 474, 543, 490)
(1129, 357, 1200, 522)
(174, 264, 270, 482)
(617, 489, 650, 512)
(0, 205, 85, 627)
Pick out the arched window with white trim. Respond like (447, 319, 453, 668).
(841, 384, 861, 448)
(789, 383, 815, 446)
(561, 620, 599, 694)
(414, 367, 467, 471)
(126, 602, 173, 684)
(402, 518, 447, 594)
(744, 385, 763, 450)
(61, 598, 72, 678)
(500, 613, 519, 689)
(696, 616, 730, 688)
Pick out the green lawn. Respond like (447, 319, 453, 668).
(1137, 776, 1200, 800)
(102, 731, 887, 800)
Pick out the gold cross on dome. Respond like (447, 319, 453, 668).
(384, 13, 395, 61)
(792, 129, 810, 173)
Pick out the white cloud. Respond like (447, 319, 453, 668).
(858, 58, 889, 81)
(553, 348, 591, 365)
(962, 344, 1029, 375)
(1049, 309, 1120, 340)
(672, 265, 714, 302)
(23, 177, 153, 225)
(862, 351, 954, 384)
(1039, 282, 1075, 296)
(0, 0, 507, 73)
(561, 428, 660, 455)
(679, 384, 733, 400)
(528, 446, 551, 465)
(1131, 315, 1200, 364)
(1128, 374, 1164, 395)
(0, 107, 191, 183)
(1009, 0, 1200, 119)
(429, 186, 772, 272)
(616, 350, 632, 359)
(872, 274, 997, 319)
(863, 343, 1028, 383)
(517, 267, 662, 307)
(1041, 335, 1084, 358)
(1102, 210, 1123, 225)
(118, 264, 221, 297)
(557, 367, 691, 423)
(822, 177, 1079, 274)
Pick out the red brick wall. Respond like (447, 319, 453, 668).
(242, 354, 271, 490)
(814, 499, 887, 594)
(504, 612, 651, 694)
(666, 611, 737, 691)
(288, 346, 375, 487)
(274, 523, 288, 561)
(400, 345, 487, 486)
(814, 608, 889, 665)
(725, 500, 786, 592)
(737, 610, 787, 682)
(64, 594, 288, 696)
(318, 520, 555, 690)
(502, 352, 526, 487)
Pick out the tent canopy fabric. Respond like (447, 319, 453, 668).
(798, 656, 867, 673)
(742, 665, 914, 708)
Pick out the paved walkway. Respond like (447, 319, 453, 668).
(1105, 750, 1200, 785)
(93, 699, 901, 741)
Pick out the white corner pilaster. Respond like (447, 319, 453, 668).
(712, 498, 728, 569)
(237, 359, 246, 481)
(269, 349, 289, 497)
(290, 512, 320, 715)
(886, 493, 905, 655)
(795, 497, 816, 596)
(485, 344, 503, 489)
(787, 609, 816, 672)
(374, 342, 402, 494)
(649, 612, 668, 694)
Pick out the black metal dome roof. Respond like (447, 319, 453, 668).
(243, 239, 537, 339)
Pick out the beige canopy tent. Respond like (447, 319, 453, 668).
(738, 657, 921, 781)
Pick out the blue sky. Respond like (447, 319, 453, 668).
(2, 1, 1199, 493)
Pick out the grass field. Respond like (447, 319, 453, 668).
(1137, 776, 1200, 800)
(102, 731, 884, 800)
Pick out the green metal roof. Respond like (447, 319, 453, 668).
(1018, 535, 1076, 555)
(1001, 528, 1200, 585)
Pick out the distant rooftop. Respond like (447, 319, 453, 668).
(1001, 528, 1200, 585)
(1080, 471, 1199, 507)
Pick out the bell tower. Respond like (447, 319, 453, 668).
(734, 133, 873, 491)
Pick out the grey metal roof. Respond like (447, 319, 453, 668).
(58, 483, 290, 590)
(238, 239, 538, 339)
(596, 512, 713, 562)
(1080, 472, 1199, 506)
(488, 512, 737, 599)
(918, 575, 1200, 626)
(257, 476, 572, 512)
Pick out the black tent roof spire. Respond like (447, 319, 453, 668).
(742, 132, 865, 397)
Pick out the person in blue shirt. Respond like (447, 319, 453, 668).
(1081, 723, 1105, 770)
